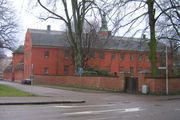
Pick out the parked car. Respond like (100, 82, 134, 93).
(21, 79, 32, 85)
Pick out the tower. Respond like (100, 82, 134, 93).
(99, 12, 111, 37)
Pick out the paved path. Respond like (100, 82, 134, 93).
(0, 80, 180, 105)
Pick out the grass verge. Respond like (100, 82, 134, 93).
(0, 84, 35, 97)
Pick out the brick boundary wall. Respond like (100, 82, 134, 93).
(138, 73, 180, 94)
(33, 74, 125, 91)
(3, 72, 12, 81)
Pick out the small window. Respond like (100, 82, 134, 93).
(44, 51, 49, 59)
(64, 65, 69, 75)
(138, 55, 142, 61)
(138, 67, 143, 72)
(120, 66, 124, 72)
(64, 49, 69, 58)
(130, 55, 134, 61)
(146, 56, 150, 62)
(89, 50, 95, 58)
(99, 51, 105, 59)
(44, 67, 48, 75)
(130, 67, 134, 75)
(111, 52, 115, 60)
(120, 54, 124, 61)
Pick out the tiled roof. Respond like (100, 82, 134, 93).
(28, 29, 69, 47)
(13, 45, 24, 54)
(28, 29, 164, 52)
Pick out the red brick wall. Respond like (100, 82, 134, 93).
(33, 75, 125, 91)
(87, 50, 152, 77)
(24, 30, 32, 79)
(3, 72, 12, 81)
(31, 47, 75, 76)
(138, 73, 180, 94)
(14, 71, 24, 82)
(23, 30, 163, 78)
(12, 53, 24, 81)
(12, 53, 23, 71)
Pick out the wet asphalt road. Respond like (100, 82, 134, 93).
(0, 81, 180, 120)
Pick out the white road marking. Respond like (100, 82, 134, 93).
(175, 109, 180, 111)
(63, 107, 143, 115)
(87, 117, 120, 120)
(123, 107, 143, 112)
(53, 104, 115, 108)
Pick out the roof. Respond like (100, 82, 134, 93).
(13, 45, 24, 54)
(28, 29, 69, 47)
(28, 28, 165, 52)
(97, 36, 164, 51)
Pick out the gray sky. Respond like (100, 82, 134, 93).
(11, 0, 64, 44)
(3, 0, 65, 56)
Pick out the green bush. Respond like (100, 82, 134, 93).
(84, 68, 113, 77)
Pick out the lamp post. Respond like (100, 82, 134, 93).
(158, 44, 168, 95)
(166, 45, 168, 95)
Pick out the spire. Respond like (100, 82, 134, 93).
(100, 12, 108, 32)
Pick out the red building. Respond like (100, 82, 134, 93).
(4, 13, 167, 82)
(3, 46, 24, 82)
(3, 26, 164, 81)
(20, 24, 164, 79)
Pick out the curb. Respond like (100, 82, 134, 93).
(0, 100, 85, 105)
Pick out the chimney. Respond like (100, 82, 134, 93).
(47, 25, 51, 32)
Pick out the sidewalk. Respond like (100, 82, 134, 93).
(0, 97, 85, 105)
(0, 81, 85, 105)
(0, 80, 180, 105)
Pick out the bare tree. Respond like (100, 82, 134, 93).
(0, 49, 5, 59)
(100, 0, 180, 76)
(37, 0, 100, 72)
(0, 0, 18, 50)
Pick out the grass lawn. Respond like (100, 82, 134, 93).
(0, 84, 34, 97)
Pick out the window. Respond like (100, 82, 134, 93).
(120, 66, 124, 72)
(138, 67, 143, 72)
(130, 67, 134, 75)
(44, 67, 48, 75)
(138, 55, 142, 61)
(120, 54, 124, 61)
(99, 51, 105, 59)
(64, 65, 69, 75)
(44, 51, 49, 59)
(111, 52, 115, 60)
(89, 51, 95, 58)
(146, 56, 150, 62)
(64, 49, 69, 58)
(130, 55, 134, 61)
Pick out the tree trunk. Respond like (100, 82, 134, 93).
(73, 47, 83, 73)
(147, 0, 157, 76)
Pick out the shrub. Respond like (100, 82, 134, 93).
(84, 68, 113, 77)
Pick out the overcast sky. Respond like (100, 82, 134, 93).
(11, 0, 64, 45)
(2, 0, 64, 56)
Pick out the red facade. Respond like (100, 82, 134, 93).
(22, 29, 161, 79)
(4, 28, 162, 81)
(3, 46, 24, 82)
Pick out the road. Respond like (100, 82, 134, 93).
(0, 81, 180, 120)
